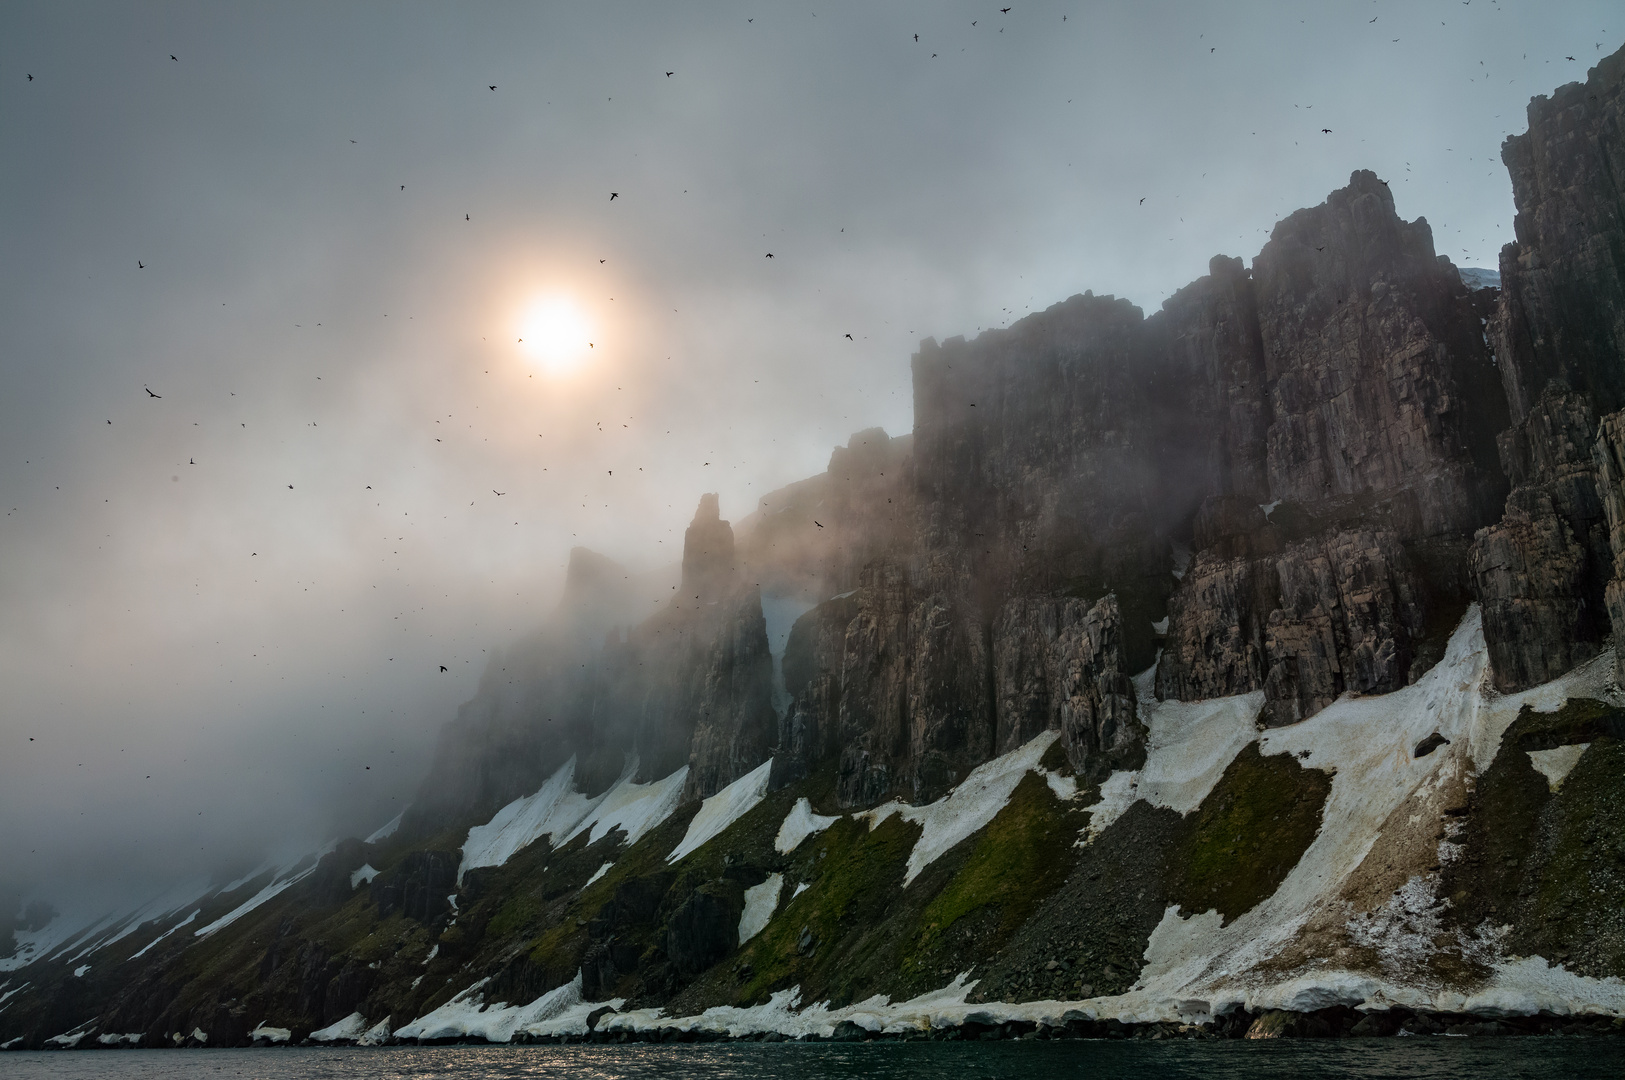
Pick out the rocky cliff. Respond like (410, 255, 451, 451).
(6, 43, 1625, 1052)
(1468, 47, 1625, 692)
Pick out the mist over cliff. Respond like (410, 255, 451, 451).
(6, 5, 1625, 1046)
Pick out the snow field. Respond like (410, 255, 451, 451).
(738, 874, 783, 944)
(668, 758, 773, 864)
(774, 798, 838, 854)
(460, 756, 689, 881)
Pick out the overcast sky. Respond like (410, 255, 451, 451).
(3, 0, 1621, 912)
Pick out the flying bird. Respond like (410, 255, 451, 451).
(666, 71, 674, 77)
(1567, 56, 1576, 61)
(171, 54, 177, 60)
(489, 84, 497, 90)
(845, 333, 853, 340)
(27, 74, 33, 81)
(814, 521, 824, 528)
(765, 252, 774, 258)
(1139, 197, 1145, 205)
(439, 665, 448, 672)
(609, 192, 619, 200)
(1369, 16, 1377, 22)
(600, 258, 606, 263)
(466, 214, 470, 220)
(493, 490, 506, 496)
(1000, 7, 1011, 13)
(145, 387, 160, 398)
(1322, 128, 1332, 133)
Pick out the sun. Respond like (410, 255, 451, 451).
(517, 295, 593, 374)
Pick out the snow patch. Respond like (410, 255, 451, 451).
(460, 756, 688, 881)
(585, 862, 613, 887)
(309, 1011, 368, 1042)
(1084, 675, 1264, 840)
(95, 1033, 141, 1046)
(858, 730, 1066, 886)
(668, 758, 773, 863)
(350, 864, 379, 889)
(72, 965, 89, 977)
(792, 882, 809, 899)
(127, 909, 198, 960)
(193, 864, 316, 938)
(365, 810, 404, 844)
(394, 972, 624, 1042)
(1527, 744, 1590, 791)
(775, 798, 839, 854)
(249, 1023, 291, 1043)
(359, 1017, 393, 1045)
(739, 873, 783, 944)
(762, 595, 818, 719)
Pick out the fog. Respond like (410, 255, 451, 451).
(3, 1, 1620, 913)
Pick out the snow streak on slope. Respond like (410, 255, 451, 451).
(459, 757, 688, 881)
(1098, 605, 1625, 1023)
(668, 759, 773, 864)
(859, 729, 1076, 886)
(365, 811, 404, 844)
(1085, 669, 1264, 839)
(775, 798, 839, 854)
(738, 873, 783, 944)
(393, 972, 624, 1042)
(762, 595, 817, 719)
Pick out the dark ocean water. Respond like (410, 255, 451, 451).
(6, 1041, 1625, 1080)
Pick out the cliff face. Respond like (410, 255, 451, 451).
(1472, 47, 1625, 691)
(1155, 172, 1506, 724)
(12, 44, 1625, 1056)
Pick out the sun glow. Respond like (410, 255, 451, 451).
(517, 295, 594, 374)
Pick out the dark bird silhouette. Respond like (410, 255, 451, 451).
(1567, 56, 1576, 61)
(666, 71, 674, 77)
(171, 54, 177, 60)
(1210, 47, 1215, 52)
(765, 252, 774, 258)
(600, 258, 606, 263)
(1000, 7, 1011, 12)
(493, 490, 506, 496)
(845, 333, 853, 340)
(1369, 16, 1377, 22)
(138, 261, 144, 268)
(1317, 246, 1325, 251)
(189, 458, 194, 464)
(489, 85, 497, 90)
(439, 665, 448, 672)
(401, 185, 405, 191)
(27, 74, 33, 81)
(814, 521, 824, 528)
(1139, 197, 1145, 205)
(609, 192, 619, 200)
(350, 139, 357, 143)
(145, 387, 160, 398)
(1322, 128, 1332, 133)
(466, 214, 470, 220)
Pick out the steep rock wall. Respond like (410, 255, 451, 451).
(1474, 49, 1625, 690)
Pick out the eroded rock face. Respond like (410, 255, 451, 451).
(1260, 530, 1424, 726)
(1595, 411, 1625, 684)
(1158, 172, 1503, 719)
(1472, 390, 1612, 691)
(834, 560, 995, 807)
(1471, 49, 1625, 690)
(991, 593, 1143, 780)
(1251, 170, 1507, 536)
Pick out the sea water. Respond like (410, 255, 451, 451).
(5, 1040, 1625, 1080)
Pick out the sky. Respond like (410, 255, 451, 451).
(3, 0, 1622, 914)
